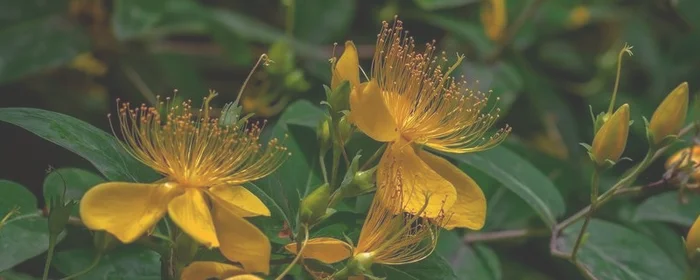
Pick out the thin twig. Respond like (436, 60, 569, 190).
(464, 228, 548, 243)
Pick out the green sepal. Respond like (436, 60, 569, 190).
(328, 80, 351, 115)
(299, 183, 331, 225)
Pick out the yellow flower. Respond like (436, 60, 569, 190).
(180, 261, 263, 280)
(687, 215, 700, 259)
(334, 19, 510, 230)
(79, 92, 287, 274)
(665, 145, 700, 182)
(285, 162, 445, 278)
(481, 0, 507, 41)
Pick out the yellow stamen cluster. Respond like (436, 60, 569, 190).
(373, 20, 511, 153)
(110, 93, 288, 188)
(355, 156, 446, 265)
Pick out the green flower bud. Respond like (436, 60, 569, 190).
(326, 80, 351, 114)
(317, 117, 332, 155)
(648, 82, 689, 146)
(299, 183, 331, 225)
(47, 197, 76, 238)
(336, 115, 353, 145)
(590, 104, 630, 167)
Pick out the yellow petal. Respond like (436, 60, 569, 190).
(284, 237, 353, 264)
(591, 104, 629, 165)
(79, 182, 182, 243)
(417, 150, 486, 230)
(687, 215, 700, 258)
(649, 82, 689, 145)
(208, 185, 270, 217)
(225, 275, 264, 280)
(378, 141, 457, 218)
(349, 80, 399, 142)
(332, 41, 360, 89)
(210, 194, 271, 274)
(181, 261, 244, 280)
(168, 188, 219, 248)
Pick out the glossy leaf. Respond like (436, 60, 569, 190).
(53, 246, 160, 280)
(373, 253, 457, 280)
(43, 168, 105, 216)
(445, 146, 566, 227)
(0, 15, 90, 84)
(0, 108, 159, 182)
(437, 231, 501, 280)
(556, 219, 683, 279)
(633, 191, 700, 227)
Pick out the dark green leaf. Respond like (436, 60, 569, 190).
(445, 146, 566, 227)
(0, 216, 66, 271)
(0, 180, 36, 215)
(461, 61, 522, 114)
(0, 108, 159, 182)
(413, 0, 480, 10)
(294, 0, 356, 44)
(631, 221, 687, 271)
(633, 191, 700, 227)
(53, 246, 160, 280)
(0, 0, 68, 26)
(556, 219, 684, 279)
(111, 0, 205, 40)
(0, 15, 90, 83)
(482, 187, 537, 231)
(244, 182, 293, 245)
(256, 100, 324, 232)
(437, 231, 501, 280)
(0, 270, 39, 280)
(373, 253, 457, 280)
(43, 168, 105, 216)
(417, 14, 494, 58)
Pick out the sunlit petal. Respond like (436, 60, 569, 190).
(284, 237, 353, 264)
(349, 81, 399, 142)
(208, 185, 270, 217)
(378, 141, 456, 218)
(417, 150, 486, 230)
(332, 41, 360, 89)
(225, 275, 264, 280)
(181, 261, 244, 280)
(79, 182, 182, 243)
(168, 188, 219, 247)
(210, 194, 271, 274)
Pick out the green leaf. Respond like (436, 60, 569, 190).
(43, 168, 105, 216)
(417, 14, 494, 58)
(437, 231, 501, 280)
(0, 15, 90, 84)
(631, 221, 687, 271)
(0, 108, 159, 182)
(444, 146, 566, 227)
(373, 253, 457, 280)
(633, 191, 700, 227)
(556, 219, 684, 279)
(460, 61, 522, 115)
(53, 246, 161, 280)
(0, 0, 68, 26)
(111, 0, 206, 40)
(294, 0, 356, 44)
(0, 270, 39, 280)
(482, 187, 537, 231)
(256, 100, 324, 232)
(0, 180, 36, 216)
(413, 0, 480, 10)
(244, 182, 294, 245)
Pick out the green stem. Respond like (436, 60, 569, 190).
(42, 236, 57, 280)
(276, 224, 309, 280)
(571, 170, 600, 261)
(59, 253, 102, 280)
(330, 146, 341, 189)
(320, 154, 329, 184)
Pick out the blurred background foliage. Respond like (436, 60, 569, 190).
(1, 0, 699, 279)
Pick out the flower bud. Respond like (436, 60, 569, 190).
(331, 41, 359, 90)
(317, 117, 332, 155)
(590, 104, 630, 167)
(47, 197, 76, 238)
(337, 115, 353, 144)
(649, 82, 689, 146)
(665, 145, 700, 182)
(687, 215, 700, 259)
(299, 183, 331, 225)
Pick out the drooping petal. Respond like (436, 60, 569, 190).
(180, 261, 244, 280)
(349, 80, 399, 142)
(210, 194, 271, 275)
(417, 150, 486, 230)
(168, 188, 219, 248)
(332, 41, 360, 89)
(208, 185, 270, 217)
(687, 215, 700, 258)
(284, 237, 353, 264)
(79, 182, 182, 243)
(378, 141, 457, 218)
